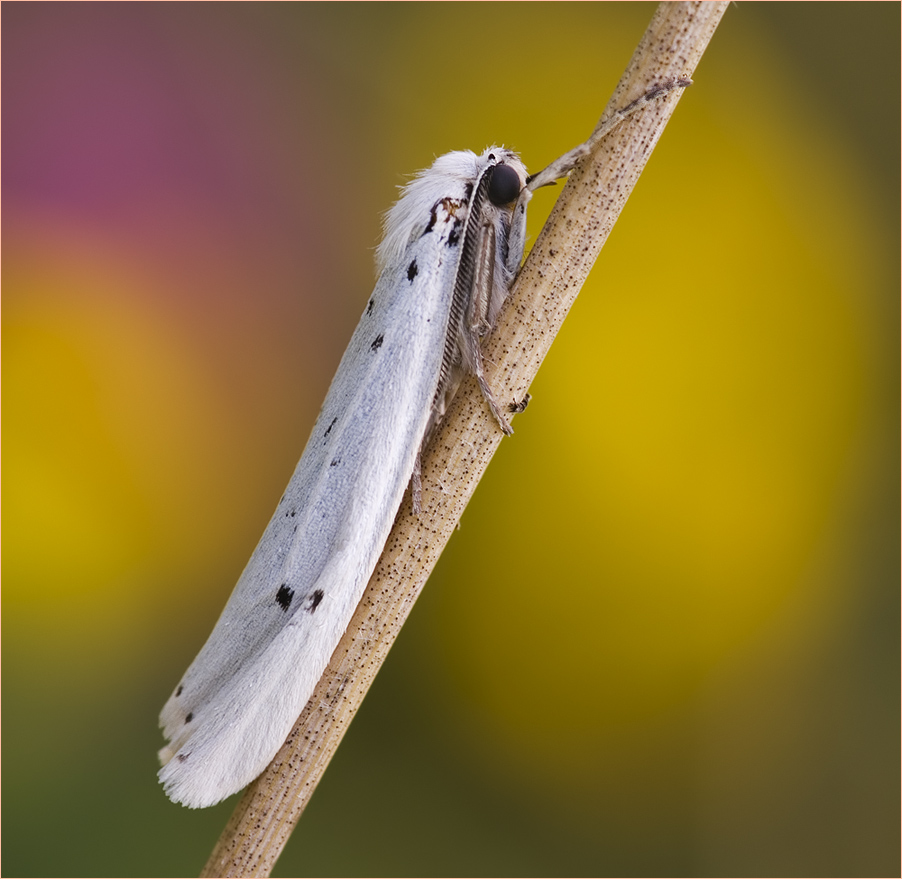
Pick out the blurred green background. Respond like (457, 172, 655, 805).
(3, 3, 898, 876)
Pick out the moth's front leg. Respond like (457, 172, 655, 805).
(465, 215, 513, 436)
(506, 186, 531, 277)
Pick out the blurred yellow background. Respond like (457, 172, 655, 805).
(3, 4, 898, 876)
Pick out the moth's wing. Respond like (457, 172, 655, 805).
(158, 202, 465, 808)
(158, 550, 363, 809)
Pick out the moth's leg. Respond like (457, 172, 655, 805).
(506, 187, 531, 276)
(464, 219, 514, 435)
(468, 332, 513, 436)
(411, 450, 423, 515)
(467, 219, 495, 337)
(508, 393, 531, 415)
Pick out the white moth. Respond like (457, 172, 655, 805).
(158, 76, 689, 810)
(159, 147, 533, 809)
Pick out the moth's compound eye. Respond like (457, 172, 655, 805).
(487, 163, 522, 207)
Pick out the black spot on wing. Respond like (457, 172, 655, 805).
(307, 590, 324, 613)
(330, 457, 341, 467)
(175, 685, 183, 697)
(423, 203, 439, 236)
(185, 712, 194, 723)
(371, 334, 384, 351)
(323, 416, 337, 440)
(366, 297, 375, 315)
(177, 753, 190, 763)
(276, 584, 294, 611)
(407, 260, 418, 281)
(448, 222, 461, 247)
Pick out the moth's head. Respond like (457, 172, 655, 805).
(376, 147, 527, 277)
(475, 147, 528, 209)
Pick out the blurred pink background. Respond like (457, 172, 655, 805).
(4, 4, 898, 876)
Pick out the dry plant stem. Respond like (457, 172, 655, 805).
(201, 3, 729, 876)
